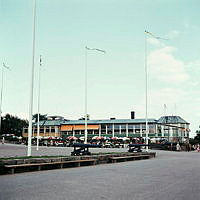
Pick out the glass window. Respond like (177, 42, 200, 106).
(46, 126, 50, 133)
(40, 129, 44, 133)
(114, 124, 119, 129)
(101, 124, 106, 129)
(142, 125, 146, 129)
(128, 125, 134, 129)
(135, 125, 140, 129)
(107, 124, 113, 129)
(121, 125, 126, 129)
(51, 127, 55, 133)
(149, 125, 155, 129)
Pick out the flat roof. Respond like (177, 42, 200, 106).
(31, 116, 189, 126)
(62, 118, 157, 125)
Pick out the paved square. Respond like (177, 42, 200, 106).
(1, 144, 200, 200)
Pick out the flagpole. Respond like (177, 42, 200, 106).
(0, 66, 4, 135)
(145, 31, 149, 152)
(84, 47, 106, 144)
(84, 48, 88, 144)
(0, 63, 10, 135)
(27, 0, 37, 156)
(36, 55, 42, 151)
(144, 30, 168, 151)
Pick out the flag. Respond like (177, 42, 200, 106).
(145, 30, 168, 40)
(85, 46, 106, 53)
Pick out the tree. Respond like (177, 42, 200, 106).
(189, 130, 200, 145)
(32, 113, 47, 123)
(1, 114, 28, 136)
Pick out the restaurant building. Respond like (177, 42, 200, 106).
(22, 112, 190, 142)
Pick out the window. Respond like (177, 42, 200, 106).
(24, 128, 28, 133)
(101, 124, 106, 129)
(128, 125, 134, 129)
(114, 125, 119, 129)
(135, 125, 140, 129)
(51, 127, 55, 133)
(121, 125, 126, 129)
(46, 126, 50, 133)
(40, 129, 44, 133)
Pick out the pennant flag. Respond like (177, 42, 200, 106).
(85, 46, 106, 53)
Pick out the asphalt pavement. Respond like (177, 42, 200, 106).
(0, 143, 127, 158)
(0, 144, 200, 200)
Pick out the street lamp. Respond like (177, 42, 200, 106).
(84, 46, 106, 144)
(36, 55, 42, 151)
(144, 30, 167, 151)
(27, 0, 37, 156)
(0, 63, 10, 135)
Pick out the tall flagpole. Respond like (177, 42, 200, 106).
(27, 0, 37, 156)
(0, 65, 4, 135)
(145, 31, 149, 151)
(84, 48, 88, 144)
(84, 47, 106, 144)
(36, 55, 42, 151)
(0, 63, 10, 135)
(144, 30, 168, 152)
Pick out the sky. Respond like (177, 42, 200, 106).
(0, 0, 200, 137)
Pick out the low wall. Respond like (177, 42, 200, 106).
(0, 152, 156, 175)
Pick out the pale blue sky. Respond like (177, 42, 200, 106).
(0, 0, 200, 137)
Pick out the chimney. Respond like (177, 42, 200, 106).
(131, 111, 135, 119)
(110, 118, 116, 120)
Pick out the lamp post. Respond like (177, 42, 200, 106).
(0, 63, 10, 135)
(27, 0, 37, 156)
(144, 30, 167, 151)
(36, 55, 42, 151)
(84, 46, 105, 144)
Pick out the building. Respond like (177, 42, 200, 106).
(22, 112, 190, 142)
(156, 116, 190, 142)
(23, 116, 64, 138)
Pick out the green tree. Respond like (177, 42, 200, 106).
(32, 113, 47, 123)
(1, 114, 28, 136)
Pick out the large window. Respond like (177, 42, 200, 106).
(114, 125, 119, 130)
(101, 124, 106, 129)
(46, 126, 50, 133)
(121, 125, 126, 129)
(128, 125, 134, 129)
(40, 128, 44, 133)
(135, 125, 140, 129)
(107, 124, 113, 129)
(51, 127, 55, 133)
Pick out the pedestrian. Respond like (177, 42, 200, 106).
(2, 137, 5, 144)
(197, 144, 200, 152)
(176, 143, 181, 151)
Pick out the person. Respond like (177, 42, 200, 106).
(189, 143, 192, 151)
(197, 144, 200, 152)
(2, 137, 5, 144)
(170, 143, 173, 151)
(176, 143, 181, 151)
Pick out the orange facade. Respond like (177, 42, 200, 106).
(22, 132, 60, 137)
(61, 124, 100, 131)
